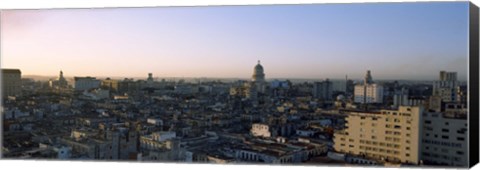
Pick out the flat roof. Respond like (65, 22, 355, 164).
(2, 69, 21, 74)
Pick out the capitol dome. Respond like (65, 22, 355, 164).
(336, 94, 346, 101)
(252, 60, 265, 82)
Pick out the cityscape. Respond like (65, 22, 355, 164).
(0, 2, 471, 168)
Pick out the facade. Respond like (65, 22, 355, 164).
(252, 60, 265, 83)
(432, 71, 457, 102)
(74, 77, 101, 91)
(421, 105, 467, 166)
(251, 123, 271, 138)
(2, 69, 22, 98)
(49, 70, 69, 89)
(354, 84, 384, 104)
(312, 79, 333, 100)
(101, 78, 120, 92)
(252, 60, 266, 93)
(334, 106, 423, 164)
(354, 70, 383, 104)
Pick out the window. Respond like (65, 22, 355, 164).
(445, 122, 449, 126)
(425, 120, 431, 124)
(457, 151, 464, 155)
(442, 129, 449, 132)
(406, 147, 410, 150)
(442, 135, 449, 139)
(406, 127, 411, 130)
(457, 137, 465, 141)
(406, 153, 410, 157)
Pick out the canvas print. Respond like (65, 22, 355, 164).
(1, 1, 478, 168)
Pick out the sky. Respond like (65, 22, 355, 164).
(0, 2, 470, 80)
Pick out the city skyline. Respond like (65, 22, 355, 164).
(1, 2, 469, 80)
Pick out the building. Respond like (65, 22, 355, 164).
(2, 69, 22, 98)
(74, 77, 101, 91)
(312, 79, 333, 100)
(49, 70, 69, 89)
(147, 73, 154, 87)
(432, 71, 457, 102)
(251, 123, 271, 138)
(354, 70, 383, 104)
(252, 60, 266, 93)
(101, 78, 120, 92)
(334, 106, 423, 164)
(421, 104, 468, 167)
(252, 60, 265, 83)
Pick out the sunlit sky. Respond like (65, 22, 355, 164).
(1, 2, 469, 80)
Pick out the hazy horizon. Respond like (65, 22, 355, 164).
(1, 2, 469, 81)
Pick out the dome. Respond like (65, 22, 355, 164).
(336, 95, 345, 101)
(254, 62, 263, 72)
(252, 60, 265, 82)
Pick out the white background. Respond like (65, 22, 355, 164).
(0, 0, 479, 170)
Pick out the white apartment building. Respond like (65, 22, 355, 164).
(432, 71, 457, 102)
(354, 84, 384, 104)
(74, 77, 101, 91)
(421, 106, 468, 167)
(251, 123, 271, 138)
(334, 106, 423, 164)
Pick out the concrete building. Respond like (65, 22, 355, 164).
(74, 77, 101, 91)
(313, 79, 333, 101)
(354, 70, 383, 104)
(334, 106, 423, 164)
(432, 71, 457, 102)
(421, 105, 468, 167)
(251, 123, 271, 138)
(2, 69, 22, 98)
(101, 78, 119, 92)
(252, 60, 266, 93)
(49, 70, 69, 89)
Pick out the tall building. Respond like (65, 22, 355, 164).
(354, 70, 383, 104)
(252, 60, 265, 83)
(147, 73, 154, 87)
(439, 71, 457, 81)
(334, 106, 423, 164)
(421, 109, 468, 167)
(74, 77, 101, 91)
(2, 69, 22, 98)
(312, 79, 333, 100)
(58, 70, 68, 88)
(432, 71, 457, 102)
(251, 60, 266, 93)
(102, 78, 120, 92)
(49, 70, 69, 89)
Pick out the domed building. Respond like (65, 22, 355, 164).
(252, 60, 265, 83)
(245, 60, 268, 106)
